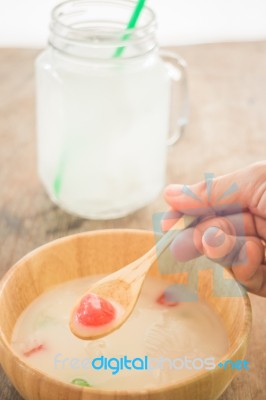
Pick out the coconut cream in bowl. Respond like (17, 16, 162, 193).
(0, 230, 251, 399)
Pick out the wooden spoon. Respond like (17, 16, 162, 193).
(69, 214, 196, 340)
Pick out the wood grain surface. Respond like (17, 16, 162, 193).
(0, 42, 266, 399)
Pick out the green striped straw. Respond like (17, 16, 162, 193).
(53, 0, 146, 198)
(113, 0, 146, 58)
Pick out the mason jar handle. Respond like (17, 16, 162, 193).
(160, 50, 189, 146)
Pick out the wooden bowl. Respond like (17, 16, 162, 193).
(0, 230, 251, 400)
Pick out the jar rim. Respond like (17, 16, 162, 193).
(51, 0, 156, 40)
(49, 0, 157, 59)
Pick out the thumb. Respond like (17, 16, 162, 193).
(164, 162, 266, 217)
(202, 226, 266, 295)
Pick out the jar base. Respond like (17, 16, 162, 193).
(43, 185, 163, 220)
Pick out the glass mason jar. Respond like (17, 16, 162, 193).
(35, 0, 188, 219)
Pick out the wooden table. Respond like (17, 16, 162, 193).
(0, 42, 265, 399)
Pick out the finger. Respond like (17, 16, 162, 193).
(164, 162, 266, 218)
(197, 213, 257, 237)
(231, 239, 266, 294)
(163, 170, 247, 213)
(201, 227, 236, 260)
(169, 213, 258, 262)
(161, 206, 257, 233)
(255, 214, 266, 241)
(164, 182, 213, 216)
(254, 265, 266, 297)
(161, 210, 183, 232)
(202, 228, 266, 293)
(170, 227, 201, 262)
(201, 225, 265, 265)
(170, 223, 266, 295)
(162, 208, 265, 243)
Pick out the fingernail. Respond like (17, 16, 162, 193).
(164, 184, 182, 196)
(202, 227, 226, 248)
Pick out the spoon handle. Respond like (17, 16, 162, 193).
(126, 215, 197, 281)
(153, 214, 197, 259)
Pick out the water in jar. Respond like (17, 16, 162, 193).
(35, 48, 171, 219)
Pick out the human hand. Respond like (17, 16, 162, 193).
(163, 162, 266, 296)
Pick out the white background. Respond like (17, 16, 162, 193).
(1, 0, 266, 47)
